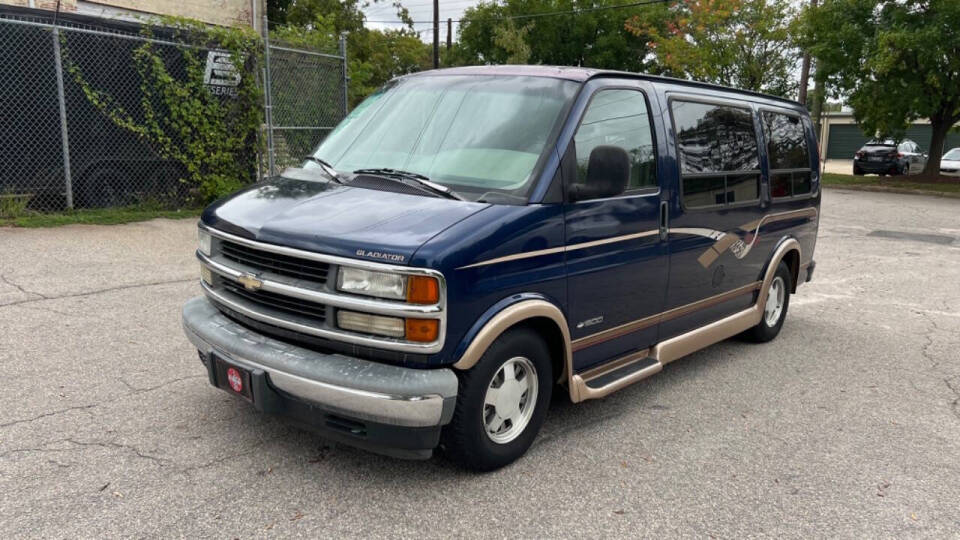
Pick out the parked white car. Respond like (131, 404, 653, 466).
(940, 147, 960, 177)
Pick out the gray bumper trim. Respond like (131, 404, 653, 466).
(182, 297, 458, 428)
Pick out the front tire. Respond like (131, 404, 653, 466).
(442, 327, 553, 471)
(743, 261, 792, 343)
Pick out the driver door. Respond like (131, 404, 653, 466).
(562, 81, 669, 372)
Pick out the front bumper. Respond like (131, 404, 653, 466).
(182, 296, 458, 459)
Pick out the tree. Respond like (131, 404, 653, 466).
(799, 0, 960, 176)
(267, 0, 366, 34)
(625, 0, 799, 97)
(266, 0, 430, 106)
(450, 0, 665, 72)
(493, 20, 533, 64)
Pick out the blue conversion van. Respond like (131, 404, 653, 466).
(183, 66, 820, 470)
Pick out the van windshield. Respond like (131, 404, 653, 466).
(308, 75, 578, 202)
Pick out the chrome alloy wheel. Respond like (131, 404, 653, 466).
(483, 356, 538, 444)
(764, 276, 786, 326)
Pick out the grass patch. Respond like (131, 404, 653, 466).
(822, 173, 960, 195)
(0, 205, 202, 228)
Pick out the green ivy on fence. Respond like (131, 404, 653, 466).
(62, 17, 264, 204)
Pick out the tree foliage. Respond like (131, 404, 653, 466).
(625, 0, 798, 97)
(449, 0, 661, 72)
(267, 0, 430, 106)
(799, 0, 960, 174)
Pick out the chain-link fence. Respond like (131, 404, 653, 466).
(263, 23, 348, 174)
(0, 12, 347, 215)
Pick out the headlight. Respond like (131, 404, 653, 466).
(337, 267, 441, 304)
(198, 229, 212, 256)
(337, 267, 406, 300)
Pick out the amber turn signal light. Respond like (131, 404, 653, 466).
(405, 318, 439, 342)
(407, 275, 439, 304)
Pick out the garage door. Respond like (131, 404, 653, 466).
(826, 125, 869, 159)
(827, 123, 960, 159)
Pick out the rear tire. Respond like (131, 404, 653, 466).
(853, 166, 863, 176)
(743, 261, 792, 343)
(441, 327, 553, 471)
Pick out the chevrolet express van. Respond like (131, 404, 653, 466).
(183, 66, 820, 471)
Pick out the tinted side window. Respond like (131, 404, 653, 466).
(671, 100, 760, 208)
(762, 111, 812, 197)
(574, 89, 657, 191)
(674, 101, 760, 174)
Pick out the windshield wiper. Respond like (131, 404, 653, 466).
(353, 168, 464, 201)
(303, 156, 344, 183)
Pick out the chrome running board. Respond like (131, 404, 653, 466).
(570, 349, 662, 402)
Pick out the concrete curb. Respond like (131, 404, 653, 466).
(823, 183, 960, 199)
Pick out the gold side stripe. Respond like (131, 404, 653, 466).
(571, 281, 762, 352)
(458, 207, 817, 271)
(457, 229, 659, 270)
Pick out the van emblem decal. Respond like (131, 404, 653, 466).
(237, 273, 263, 291)
(356, 249, 406, 263)
(577, 316, 604, 329)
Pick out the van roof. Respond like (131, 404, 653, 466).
(406, 65, 802, 108)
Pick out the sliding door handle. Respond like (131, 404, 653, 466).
(659, 201, 669, 241)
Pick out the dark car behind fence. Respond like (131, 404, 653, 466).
(0, 11, 346, 214)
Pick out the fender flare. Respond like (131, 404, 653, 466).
(451, 293, 572, 378)
(758, 237, 802, 313)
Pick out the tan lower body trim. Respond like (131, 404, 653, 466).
(568, 239, 801, 402)
(570, 281, 762, 352)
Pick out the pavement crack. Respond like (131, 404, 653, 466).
(0, 273, 48, 300)
(0, 403, 97, 429)
(2, 376, 203, 431)
(179, 436, 283, 473)
(117, 374, 205, 394)
(0, 277, 195, 309)
(944, 378, 960, 422)
(64, 438, 171, 464)
(1, 437, 170, 465)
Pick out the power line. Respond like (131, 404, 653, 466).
(364, 0, 673, 24)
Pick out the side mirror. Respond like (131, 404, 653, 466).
(569, 145, 630, 202)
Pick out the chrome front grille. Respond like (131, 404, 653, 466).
(220, 239, 330, 284)
(197, 225, 446, 354)
(221, 280, 327, 323)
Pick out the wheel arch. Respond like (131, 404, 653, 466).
(779, 247, 800, 293)
(759, 237, 801, 308)
(452, 294, 571, 385)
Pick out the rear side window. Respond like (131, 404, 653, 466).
(573, 89, 657, 192)
(762, 111, 812, 198)
(672, 100, 760, 208)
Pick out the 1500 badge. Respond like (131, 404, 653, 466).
(356, 249, 406, 263)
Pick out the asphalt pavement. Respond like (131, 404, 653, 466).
(1, 189, 959, 538)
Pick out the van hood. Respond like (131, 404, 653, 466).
(202, 176, 490, 264)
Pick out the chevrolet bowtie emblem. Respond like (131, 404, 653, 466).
(237, 273, 263, 291)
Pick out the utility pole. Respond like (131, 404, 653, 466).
(798, 0, 817, 105)
(447, 18, 452, 50)
(433, 0, 440, 69)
